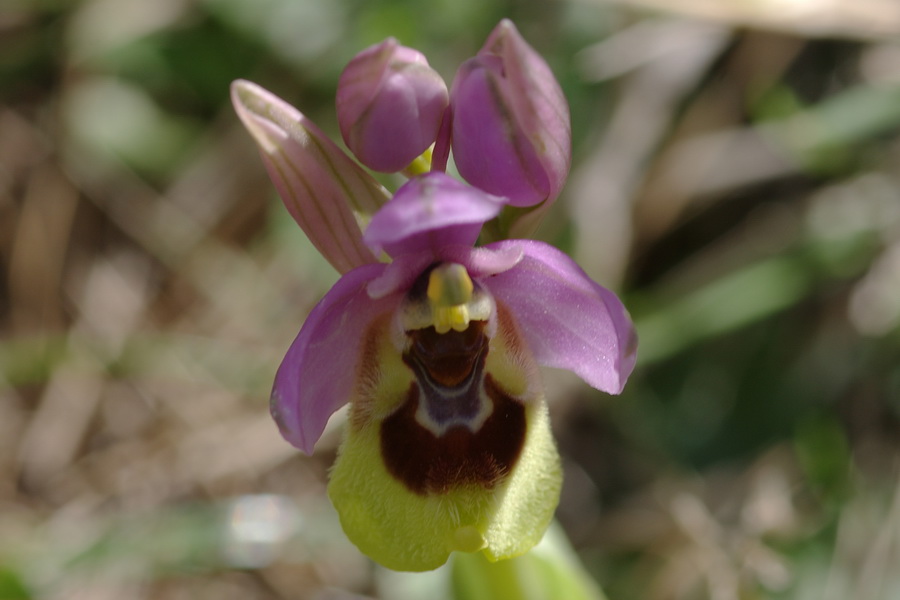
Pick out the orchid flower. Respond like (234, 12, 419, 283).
(231, 23, 636, 573)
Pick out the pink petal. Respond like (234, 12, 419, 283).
(366, 252, 434, 299)
(365, 242, 525, 300)
(270, 262, 398, 453)
(439, 243, 524, 278)
(363, 172, 505, 257)
(231, 80, 388, 274)
(483, 240, 637, 394)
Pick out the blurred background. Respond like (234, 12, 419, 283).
(2, 0, 900, 598)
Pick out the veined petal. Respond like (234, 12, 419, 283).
(363, 172, 505, 258)
(231, 79, 388, 274)
(270, 262, 397, 454)
(483, 240, 637, 394)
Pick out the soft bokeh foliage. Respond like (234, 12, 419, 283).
(2, 0, 900, 599)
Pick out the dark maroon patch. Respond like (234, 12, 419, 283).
(405, 322, 487, 388)
(380, 375, 526, 495)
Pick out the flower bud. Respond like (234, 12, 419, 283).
(337, 38, 449, 173)
(450, 20, 571, 207)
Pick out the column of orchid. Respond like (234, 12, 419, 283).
(232, 19, 637, 572)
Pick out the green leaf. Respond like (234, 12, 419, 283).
(0, 566, 32, 600)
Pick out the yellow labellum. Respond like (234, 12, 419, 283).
(328, 304, 561, 572)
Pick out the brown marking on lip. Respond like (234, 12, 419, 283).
(404, 321, 487, 387)
(380, 374, 526, 495)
